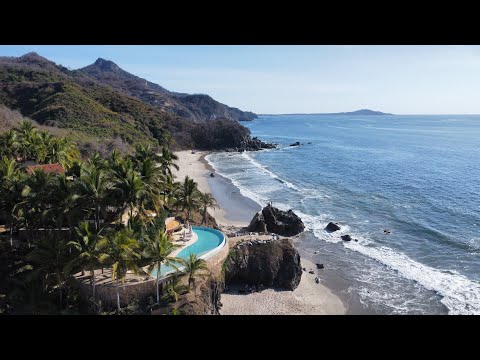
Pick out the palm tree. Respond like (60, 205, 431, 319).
(66, 222, 102, 303)
(78, 165, 110, 233)
(17, 120, 39, 162)
(183, 253, 208, 294)
(21, 169, 55, 244)
(26, 235, 70, 308)
(198, 192, 218, 225)
(97, 229, 144, 313)
(161, 275, 188, 303)
(159, 145, 179, 178)
(50, 175, 82, 240)
(176, 176, 200, 222)
(0, 130, 20, 158)
(112, 160, 148, 228)
(142, 229, 182, 305)
(0, 157, 23, 245)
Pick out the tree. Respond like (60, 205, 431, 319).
(66, 222, 102, 303)
(183, 253, 208, 294)
(0, 157, 24, 245)
(142, 229, 182, 305)
(26, 235, 71, 308)
(161, 275, 188, 303)
(0, 130, 20, 158)
(176, 176, 200, 222)
(78, 165, 110, 233)
(17, 120, 38, 162)
(21, 169, 55, 244)
(198, 192, 218, 225)
(159, 145, 179, 178)
(50, 174, 82, 240)
(98, 229, 144, 313)
(112, 159, 148, 228)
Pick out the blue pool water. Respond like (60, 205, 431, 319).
(150, 226, 225, 278)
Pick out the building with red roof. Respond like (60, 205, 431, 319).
(25, 163, 65, 175)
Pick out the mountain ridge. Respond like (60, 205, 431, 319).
(79, 58, 257, 122)
(0, 53, 267, 152)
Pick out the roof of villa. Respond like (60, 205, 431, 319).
(25, 163, 65, 175)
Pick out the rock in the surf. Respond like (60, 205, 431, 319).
(325, 222, 341, 232)
(341, 235, 352, 241)
(246, 204, 305, 237)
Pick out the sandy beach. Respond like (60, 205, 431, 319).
(173, 150, 256, 227)
(219, 258, 345, 315)
(174, 150, 346, 315)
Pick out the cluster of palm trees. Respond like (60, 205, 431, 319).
(0, 121, 218, 314)
(0, 121, 79, 168)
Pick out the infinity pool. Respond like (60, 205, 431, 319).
(150, 226, 226, 278)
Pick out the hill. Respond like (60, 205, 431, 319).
(79, 58, 257, 122)
(0, 53, 262, 151)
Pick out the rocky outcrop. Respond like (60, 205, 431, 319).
(179, 277, 224, 315)
(341, 235, 352, 241)
(290, 141, 301, 146)
(246, 204, 305, 236)
(325, 222, 341, 232)
(224, 238, 302, 290)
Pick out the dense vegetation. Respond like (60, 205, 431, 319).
(80, 58, 257, 122)
(0, 122, 218, 314)
(0, 53, 259, 151)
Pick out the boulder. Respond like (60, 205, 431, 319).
(289, 141, 301, 147)
(341, 235, 352, 242)
(309, 270, 315, 274)
(210, 172, 215, 177)
(224, 238, 302, 290)
(325, 222, 341, 232)
(316, 263, 324, 269)
(315, 277, 320, 284)
(246, 204, 305, 237)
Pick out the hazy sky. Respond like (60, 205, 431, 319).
(2, 45, 480, 114)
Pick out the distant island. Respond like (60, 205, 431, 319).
(261, 109, 393, 116)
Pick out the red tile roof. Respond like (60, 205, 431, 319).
(25, 163, 65, 175)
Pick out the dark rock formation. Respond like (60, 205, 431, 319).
(325, 222, 341, 232)
(315, 277, 320, 284)
(341, 235, 352, 242)
(210, 172, 215, 177)
(316, 263, 324, 269)
(246, 204, 305, 237)
(224, 238, 302, 290)
(179, 277, 224, 315)
(309, 270, 315, 274)
(290, 141, 301, 147)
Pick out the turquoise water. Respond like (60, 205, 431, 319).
(150, 226, 225, 278)
(206, 114, 480, 314)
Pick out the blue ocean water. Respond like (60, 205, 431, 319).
(206, 114, 480, 314)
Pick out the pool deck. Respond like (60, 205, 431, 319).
(170, 227, 199, 258)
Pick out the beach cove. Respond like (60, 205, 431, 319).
(173, 150, 346, 315)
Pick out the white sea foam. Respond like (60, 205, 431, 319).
(240, 152, 300, 191)
(343, 242, 480, 315)
(206, 152, 480, 315)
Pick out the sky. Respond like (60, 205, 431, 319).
(2, 45, 480, 114)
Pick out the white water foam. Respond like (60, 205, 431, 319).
(343, 242, 480, 314)
(205, 152, 480, 315)
(240, 152, 300, 191)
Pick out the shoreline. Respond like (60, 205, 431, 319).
(174, 151, 260, 227)
(174, 150, 346, 315)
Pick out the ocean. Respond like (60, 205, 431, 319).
(205, 114, 480, 315)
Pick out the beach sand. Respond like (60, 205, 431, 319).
(174, 150, 259, 227)
(219, 258, 345, 315)
(173, 150, 346, 315)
